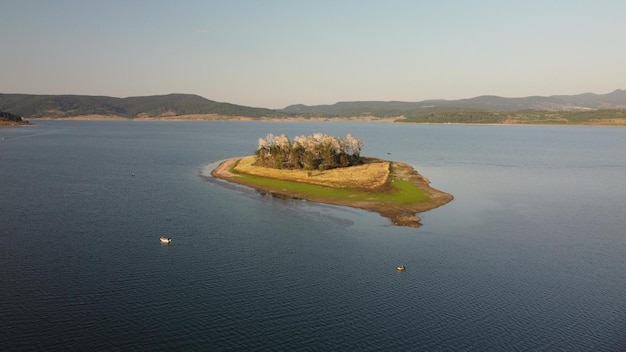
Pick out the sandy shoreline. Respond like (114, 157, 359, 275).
(0, 121, 32, 127)
(208, 157, 453, 227)
(33, 114, 400, 123)
(29, 114, 626, 126)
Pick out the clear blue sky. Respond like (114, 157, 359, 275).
(2, 0, 625, 108)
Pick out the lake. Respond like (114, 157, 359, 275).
(1, 120, 624, 351)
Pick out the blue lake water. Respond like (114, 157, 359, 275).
(1, 120, 625, 351)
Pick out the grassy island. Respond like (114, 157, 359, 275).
(211, 155, 453, 227)
(211, 133, 452, 226)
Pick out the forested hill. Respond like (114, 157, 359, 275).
(1, 90, 625, 124)
(0, 93, 285, 118)
(281, 89, 626, 117)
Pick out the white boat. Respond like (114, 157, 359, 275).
(160, 236, 172, 244)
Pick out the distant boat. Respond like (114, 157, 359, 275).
(160, 236, 172, 244)
(397, 265, 406, 271)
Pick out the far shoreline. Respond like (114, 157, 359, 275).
(28, 114, 626, 127)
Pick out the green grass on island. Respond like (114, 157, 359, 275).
(212, 156, 452, 227)
(229, 159, 429, 204)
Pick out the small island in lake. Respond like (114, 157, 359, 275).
(211, 133, 453, 227)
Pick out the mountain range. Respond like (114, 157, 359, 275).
(1, 90, 625, 119)
(0, 93, 283, 119)
(281, 89, 626, 117)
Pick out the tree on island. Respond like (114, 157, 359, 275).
(255, 133, 363, 171)
(0, 111, 25, 122)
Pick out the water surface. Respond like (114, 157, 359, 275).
(1, 121, 624, 351)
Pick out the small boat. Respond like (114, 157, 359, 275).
(160, 236, 172, 244)
(397, 265, 406, 271)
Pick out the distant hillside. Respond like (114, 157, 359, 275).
(281, 89, 626, 117)
(1, 90, 625, 125)
(0, 93, 286, 118)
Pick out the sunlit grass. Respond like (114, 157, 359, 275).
(230, 160, 429, 204)
(233, 155, 389, 190)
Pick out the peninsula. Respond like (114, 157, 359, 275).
(211, 133, 452, 226)
(0, 111, 30, 127)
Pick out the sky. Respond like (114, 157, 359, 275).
(2, 0, 625, 109)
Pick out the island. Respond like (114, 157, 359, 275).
(210, 133, 453, 227)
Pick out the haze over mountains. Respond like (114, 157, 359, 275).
(1, 89, 625, 119)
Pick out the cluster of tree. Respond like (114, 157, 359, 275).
(255, 133, 363, 170)
(0, 111, 24, 122)
(398, 109, 626, 125)
(540, 109, 626, 124)
(401, 109, 503, 124)
(278, 105, 626, 125)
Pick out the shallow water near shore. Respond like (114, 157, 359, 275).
(1, 120, 625, 351)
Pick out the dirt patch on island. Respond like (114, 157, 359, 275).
(232, 156, 390, 191)
(211, 156, 453, 227)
